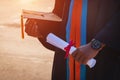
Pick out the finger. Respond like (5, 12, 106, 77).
(25, 19, 30, 26)
(34, 25, 38, 37)
(75, 53, 82, 62)
(79, 54, 87, 64)
(77, 53, 85, 63)
(81, 54, 90, 65)
(74, 50, 82, 62)
(26, 20, 37, 36)
(25, 20, 30, 32)
(26, 25, 33, 35)
(25, 19, 34, 28)
(29, 22, 37, 36)
(25, 19, 35, 33)
(32, 24, 38, 37)
(25, 21, 33, 34)
(72, 48, 80, 58)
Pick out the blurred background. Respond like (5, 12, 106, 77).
(0, 0, 55, 80)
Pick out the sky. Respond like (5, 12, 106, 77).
(0, 0, 55, 24)
(0, 1, 55, 79)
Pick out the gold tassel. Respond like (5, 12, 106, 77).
(21, 15, 24, 39)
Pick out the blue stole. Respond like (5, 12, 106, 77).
(66, 0, 88, 80)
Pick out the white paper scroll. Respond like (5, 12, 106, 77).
(46, 33, 96, 68)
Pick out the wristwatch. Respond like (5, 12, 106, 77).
(91, 39, 102, 50)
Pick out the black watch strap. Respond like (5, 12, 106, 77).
(91, 39, 102, 50)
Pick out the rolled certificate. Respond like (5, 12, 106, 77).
(46, 33, 96, 68)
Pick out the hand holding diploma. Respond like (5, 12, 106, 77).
(21, 9, 62, 39)
(46, 33, 96, 68)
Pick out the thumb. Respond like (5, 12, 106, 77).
(71, 48, 79, 58)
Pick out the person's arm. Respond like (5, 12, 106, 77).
(25, 0, 70, 51)
(72, 39, 105, 65)
(95, 11, 120, 51)
(72, 11, 120, 65)
(37, 20, 62, 51)
(36, 0, 67, 51)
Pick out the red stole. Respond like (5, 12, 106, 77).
(69, 0, 82, 80)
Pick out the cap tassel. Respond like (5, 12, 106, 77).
(21, 15, 24, 39)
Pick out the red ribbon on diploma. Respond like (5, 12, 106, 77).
(64, 40, 75, 58)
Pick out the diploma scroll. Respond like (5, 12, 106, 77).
(46, 33, 96, 68)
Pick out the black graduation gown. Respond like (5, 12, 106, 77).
(29, 0, 120, 80)
(36, 0, 70, 80)
(86, 0, 120, 80)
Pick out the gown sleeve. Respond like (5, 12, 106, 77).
(36, 0, 68, 51)
(95, 11, 120, 51)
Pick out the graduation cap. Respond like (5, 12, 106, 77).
(20, 9, 63, 39)
(21, 1, 66, 39)
(22, 9, 62, 21)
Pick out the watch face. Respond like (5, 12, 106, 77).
(91, 39, 102, 50)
